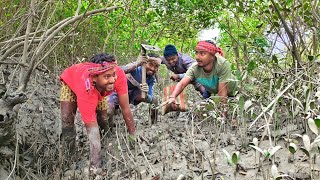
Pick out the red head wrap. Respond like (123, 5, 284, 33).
(88, 61, 118, 75)
(196, 41, 224, 57)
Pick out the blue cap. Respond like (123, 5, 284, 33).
(163, 44, 177, 57)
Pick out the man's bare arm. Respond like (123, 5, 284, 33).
(118, 93, 136, 134)
(218, 82, 228, 118)
(121, 55, 147, 74)
(170, 76, 191, 98)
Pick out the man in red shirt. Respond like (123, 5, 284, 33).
(59, 53, 136, 168)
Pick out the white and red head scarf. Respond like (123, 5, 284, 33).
(88, 61, 118, 75)
(196, 41, 224, 57)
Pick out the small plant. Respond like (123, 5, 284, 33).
(249, 142, 281, 179)
(222, 149, 240, 180)
(288, 142, 298, 161)
(293, 118, 320, 179)
(249, 145, 281, 160)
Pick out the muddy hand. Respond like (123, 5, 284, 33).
(170, 74, 180, 82)
(86, 123, 102, 168)
(138, 54, 148, 64)
(140, 83, 149, 93)
(168, 96, 179, 111)
(155, 98, 180, 110)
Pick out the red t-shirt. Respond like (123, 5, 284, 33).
(60, 62, 127, 124)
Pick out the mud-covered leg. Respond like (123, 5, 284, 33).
(96, 110, 108, 132)
(97, 96, 114, 135)
(85, 122, 102, 168)
(60, 101, 77, 153)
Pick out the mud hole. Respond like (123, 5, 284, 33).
(1, 70, 319, 180)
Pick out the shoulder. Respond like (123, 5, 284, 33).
(189, 62, 199, 68)
(60, 62, 92, 79)
(187, 62, 199, 72)
(215, 53, 231, 69)
(215, 54, 227, 65)
(116, 66, 126, 77)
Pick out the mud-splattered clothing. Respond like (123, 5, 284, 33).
(161, 52, 195, 79)
(126, 66, 156, 104)
(109, 66, 156, 106)
(185, 53, 238, 96)
(60, 63, 128, 124)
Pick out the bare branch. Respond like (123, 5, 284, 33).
(270, 0, 302, 67)
(0, 39, 42, 62)
(0, 62, 28, 67)
(17, 6, 121, 92)
(19, 0, 35, 88)
(0, 31, 45, 45)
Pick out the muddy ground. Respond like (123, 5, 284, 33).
(2, 69, 319, 180)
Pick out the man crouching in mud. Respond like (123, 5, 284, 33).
(59, 53, 136, 168)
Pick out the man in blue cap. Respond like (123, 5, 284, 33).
(162, 44, 210, 98)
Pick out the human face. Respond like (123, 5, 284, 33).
(195, 50, 214, 68)
(146, 61, 159, 76)
(165, 55, 178, 67)
(93, 67, 117, 93)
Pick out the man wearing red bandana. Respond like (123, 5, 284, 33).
(59, 53, 136, 168)
(167, 40, 238, 119)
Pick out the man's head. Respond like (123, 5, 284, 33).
(146, 53, 161, 76)
(89, 53, 118, 92)
(163, 44, 178, 67)
(195, 40, 224, 68)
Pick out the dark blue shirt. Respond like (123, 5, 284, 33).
(126, 66, 156, 103)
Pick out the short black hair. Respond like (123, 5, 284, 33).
(147, 53, 160, 58)
(204, 40, 217, 46)
(90, 53, 116, 64)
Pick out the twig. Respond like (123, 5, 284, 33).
(105, 151, 125, 165)
(6, 134, 19, 180)
(137, 140, 155, 176)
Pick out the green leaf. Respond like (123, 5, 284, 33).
(300, 147, 310, 157)
(264, 151, 271, 158)
(285, 0, 293, 7)
(231, 151, 240, 165)
(288, 143, 297, 154)
(248, 61, 256, 72)
(308, 55, 314, 61)
(314, 119, 320, 128)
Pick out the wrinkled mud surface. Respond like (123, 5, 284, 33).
(1, 70, 319, 180)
